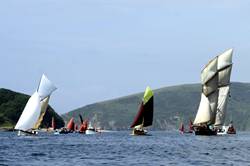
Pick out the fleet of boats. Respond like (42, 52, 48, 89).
(13, 48, 239, 137)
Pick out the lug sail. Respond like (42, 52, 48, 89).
(67, 118, 75, 131)
(217, 49, 233, 70)
(130, 86, 154, 128)
(214, 86, 230, 126)
(37, 74, 57, 100)
(218, 66, 232, 87)
(33, 96, 50, 129)
(33, 74, 57, 129)
(214, 49, 233, 127)
(194, 93, 212, 125)
(14, 92, 41, 131)
(201, 57, 218, 96)
(207, 90, 218, 124)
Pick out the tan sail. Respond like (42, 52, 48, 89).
(33, 96, 50, 129)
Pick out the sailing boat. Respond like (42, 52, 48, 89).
(14, 74, 57, 136)
(179, 122, 184, 134)
(78, 114, 87, 134)
(188, 120, 194, 133)
(179, 120, 193, 134)
(193, 49, 233, 136)
(130, 86, 154, 135)
(66, 117, 75, 132)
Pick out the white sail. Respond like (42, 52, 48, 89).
(194, 93, 212, 125)
(207, 90, 218, 124)
(218, 65, 232, 87)
(14, 92, 41, 131)
(217, 49, 233, 70)
(202, 73, 218, 97)
(37, 74, 57, 100)
(194, 48, 233, 127)
(214, 86, 230, 126)
(201, 57, 218, 85)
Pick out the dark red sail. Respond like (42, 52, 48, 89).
(130, 87, 154, 128)
(130, 102, 144, 128)
(79, 120, 88, 133)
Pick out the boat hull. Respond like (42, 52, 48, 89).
(86, 129, 98, 135)
(194, 126, 217, 136)
(217, 126, 236, 135)
(131, 128, 148, 136)
(17, 130, 38, 136)
(227, 126, 236, 134)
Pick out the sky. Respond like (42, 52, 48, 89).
(0, 0, 250, 114)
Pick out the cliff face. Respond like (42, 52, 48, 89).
(63, 83, 250, 131)
(0, 88, 64, 129)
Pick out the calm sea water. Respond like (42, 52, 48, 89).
(0, 131, 250, 166)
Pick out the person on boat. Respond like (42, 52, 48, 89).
(227, 121, 236, 134)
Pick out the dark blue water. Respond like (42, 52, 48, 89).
(0, 131, 250, 166)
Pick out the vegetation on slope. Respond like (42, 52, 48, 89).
(63, 83, 250, 131)
(0, 88, 64, 130)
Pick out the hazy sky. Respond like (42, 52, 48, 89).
(0, 0, 250, 114)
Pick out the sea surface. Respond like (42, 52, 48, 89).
(0, 131, 250, 166)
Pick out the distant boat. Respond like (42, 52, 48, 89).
(55, 117, 75, 134)
(193, 49, 234, 136)
(188, 120, 194, 133)
(130, 86, 154, 136)
(179, 122, 184, 134)
(79, 120, 88, 134)
(85, 122, 98, 134)
(179, 120, 193, 134)
(14, 74, 57, 136)
(78, 114, 88, 134)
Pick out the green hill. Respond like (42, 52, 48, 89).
(0, 88, 64, 130)
(62, 82, 250, 131)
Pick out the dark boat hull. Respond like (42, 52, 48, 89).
(194, 126, 217, 136)
(227, 126, 236, 134)
(131, 129, 147, 136)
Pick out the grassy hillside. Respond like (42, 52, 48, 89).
(0, 88, 64, 130)
(62, 82, 250, 131)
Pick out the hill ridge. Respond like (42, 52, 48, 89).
(62, 82, 250, 131)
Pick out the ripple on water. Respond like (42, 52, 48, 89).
(1, 131, 250, 166)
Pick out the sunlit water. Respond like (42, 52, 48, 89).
(0, 131, 250, 166)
